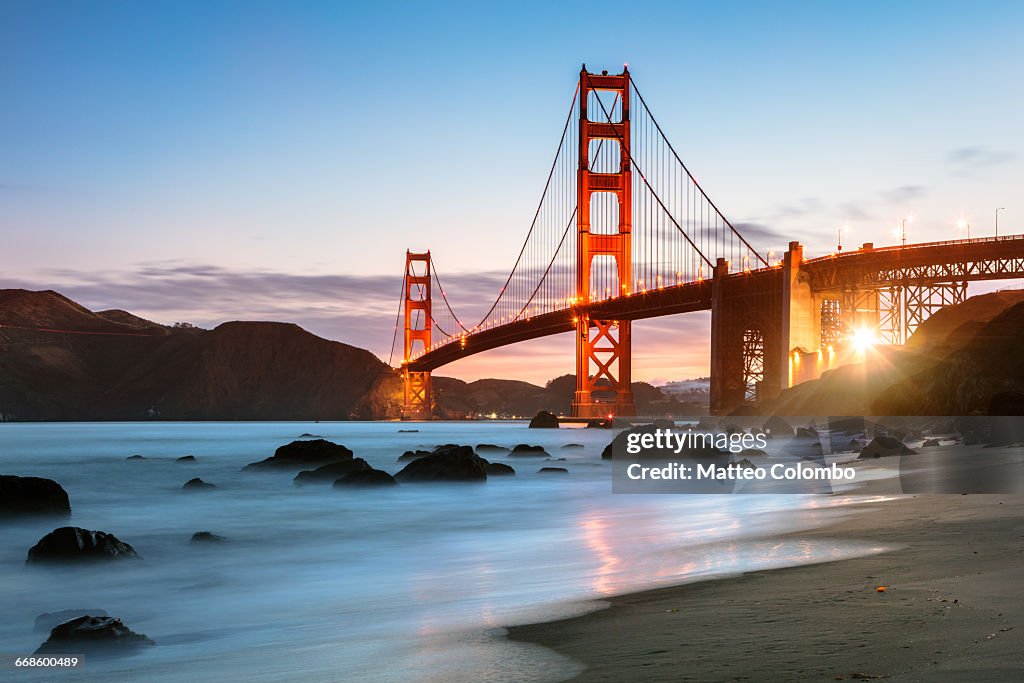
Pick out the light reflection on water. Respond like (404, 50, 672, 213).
(0, 422, 887, 682)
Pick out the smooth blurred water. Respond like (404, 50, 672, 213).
(1, 422, 886, 682)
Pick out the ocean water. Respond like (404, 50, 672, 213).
(1, 422, 887, 682)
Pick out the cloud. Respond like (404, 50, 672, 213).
(947, 146, 1016, 169)
(8, 261, 716, 383)
(731, 222, 783, 243)
(878, 185, 928, 204)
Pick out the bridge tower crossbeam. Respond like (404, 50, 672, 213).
(573, 66, 636, 418)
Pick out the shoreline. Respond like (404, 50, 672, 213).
(507, 494, 1024, 681)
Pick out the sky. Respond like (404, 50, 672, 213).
(2, 0, 1022, 384)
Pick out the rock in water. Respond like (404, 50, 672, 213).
(922, 438, 941, 447)
(538, 467, 569, 474)
(334, 468, 397, 487)
(125, 455, 146, 460)
(510, 444, 549, 457)
(485, 462, 516, 476)
(35, 615, 154, 655)
(176, 455, 196, 462)
(528, 410, 560, 428)
(763, 415, 795, 436)
(475, 444, 509, 453)
(27, 527, 141, 563)
(35, 609, 109, 633)
(182, 477, 216, 491)
(190, 531, 226, 543)
(561, 443, 584, 449)
(243, 439, 354, 470)
(858, 436, 916, 459)
(294, 458, 371, 484)
(395, 445, 488, 482)
(0, 475, 71, 517)
(397, 450, 432, 462)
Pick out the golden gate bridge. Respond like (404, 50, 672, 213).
(390, 66, 1024, 420)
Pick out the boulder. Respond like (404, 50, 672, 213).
(125, 455, 146, 460)
(561, 443, 584, 449)
(652, 418, 675, 429)
(858, 436, 916, 459)
(182, 477, 215, 491)
(538, 467, 568, 474)
(299, 432, 322, 438)
(795, 427, 818, 439)
(528, 410, 560, 428)
(176, 455, 196, 462)
(395, 445, 488, 482)
(510, 444, 549, 457)
(397, 450, 432, 462)
(334, 468, 397, 487)
(27, 527, 140, 563)
(35, 616, 154, 655)
(35, 609, 109, 633)
(190, 531, 226, 543)
(0, 475, 71, 517)
(922, 438, 941, 447)
(244, 439, 354, 470)
(294, 458, 371, 484)
(476, 444, 510, 453)
(763, 416, 794, 436)
(485, 462, 516, 476)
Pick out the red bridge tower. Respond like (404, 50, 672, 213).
(573, 66, 637, 418)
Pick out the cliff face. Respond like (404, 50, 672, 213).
(0, 290, 395, 421)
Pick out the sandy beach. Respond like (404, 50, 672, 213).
(509, 493, 1024, 681)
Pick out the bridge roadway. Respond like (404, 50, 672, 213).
(407, 233, 1024, 374)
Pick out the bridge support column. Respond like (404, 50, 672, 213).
(401, 251, 433, 421)
(779, 241, 820, 390)
(572, 66, 636, 418)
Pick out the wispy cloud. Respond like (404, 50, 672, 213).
(879, 184, 928, 204)
(948, 145, 1016, 169)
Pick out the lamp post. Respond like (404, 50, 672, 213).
(901, 216, 912, 246)
(996, 207, 1005, 237)
(957, 218, 970, 240)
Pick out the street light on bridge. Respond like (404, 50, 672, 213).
(900, 215, 914, 246)
(996, 207, 1005, 237)
(957, 217, 971, 240)
(837, 225, 849, 252)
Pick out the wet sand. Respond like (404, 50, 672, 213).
(508, 494, 1024, 681)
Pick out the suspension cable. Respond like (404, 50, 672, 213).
(629, 75, 769, 266)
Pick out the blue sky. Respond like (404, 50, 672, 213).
(2, 1, 1022, 383)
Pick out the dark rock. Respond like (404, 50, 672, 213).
(176, 455, 196, 462)
(0, 475, 71, 517)
(125, 455, 146, 460)
(601, 424, 728, 460)
(561, 443, 584, 449)
(858, 436, 916, 459)
(190, 531, 226, 543)
(795, 427, 818, 439)
(397, 429, 419, 433)
(763, 416, 794, 436)
(395, 445, 488, 482)
(735, 458, 758, 469)
(738, 448, 767, 458)
(652, 418, 675, 429)
(243, 439, 353, 470)
(397, 450, 433, 462)
(528, 410, 560, 428)
(922, 438, 941, 447)
(586, 419, 612, 429)
(334, 468, 397, 487)
(485, 462, 516, 476)
(294, 458, 371, 484)
(35, 615, 154, 655)
(182, 477, 215, 491)
(510, 444, 549, 457)
(538, 467, 568, 474)
(27, 527, 140, 563)
(476, 444, 510, 453)
(299, 433, 322, 438)
(35, 609, 109, 633)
